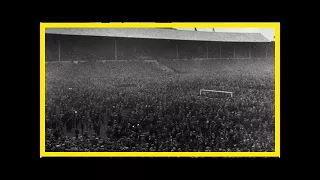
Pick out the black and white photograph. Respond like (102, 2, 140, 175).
(44, 26, 276, 153)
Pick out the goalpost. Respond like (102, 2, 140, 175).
(200, 89, 233, 97)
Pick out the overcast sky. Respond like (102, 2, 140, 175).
(176, 28, 274, 41)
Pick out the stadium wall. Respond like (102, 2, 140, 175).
(45, 34, 273, 62)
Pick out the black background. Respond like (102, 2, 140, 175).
(33, 8, 288, 179)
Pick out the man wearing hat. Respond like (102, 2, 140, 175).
(52, 116, 57, 130)
(80, 117, 85, 136)
(96, 121, 101, 137)
(75, 128, 80, 139)
(66, 118, 71, 132)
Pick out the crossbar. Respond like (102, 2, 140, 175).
(200, 89, 233, 97)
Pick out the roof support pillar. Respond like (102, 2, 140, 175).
(176, 43, 179, 60)
(249, 43, 251, 59)
(266, 42, 268, 58)
(115, 39, 118, 60)
(219, 43, 222, 59)
(233, 43, 236, 59)
(58, 40, 60, 62)
(206, 42, 209, 59)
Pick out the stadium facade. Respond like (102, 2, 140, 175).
(45, 28, 275, 62)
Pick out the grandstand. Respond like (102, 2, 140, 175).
(45, 28, 274, 62)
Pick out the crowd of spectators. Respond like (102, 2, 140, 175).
(45, 60, 275, 152)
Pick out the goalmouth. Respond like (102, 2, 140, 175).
(200, 89, 233, 98)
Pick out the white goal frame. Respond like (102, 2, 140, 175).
(200, 89, 233, 97)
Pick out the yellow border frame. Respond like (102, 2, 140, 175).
(40, 23, 280, 157)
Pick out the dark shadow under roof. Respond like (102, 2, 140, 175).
(45, 28, 270, 43)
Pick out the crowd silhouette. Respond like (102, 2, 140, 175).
(45, 59, 275, 152)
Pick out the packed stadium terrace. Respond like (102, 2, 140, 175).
(45, 59, 275, 152)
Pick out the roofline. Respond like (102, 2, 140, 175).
(45, 28, 270, 43)
(46, 33, 270, 43)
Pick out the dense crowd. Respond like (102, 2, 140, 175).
(45, 60, 275, 152)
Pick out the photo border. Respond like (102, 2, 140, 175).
(40, 22, 280, 157)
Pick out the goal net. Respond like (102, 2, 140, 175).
(200, 89, 233, 98)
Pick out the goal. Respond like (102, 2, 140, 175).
(200, 89, 233, 98)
